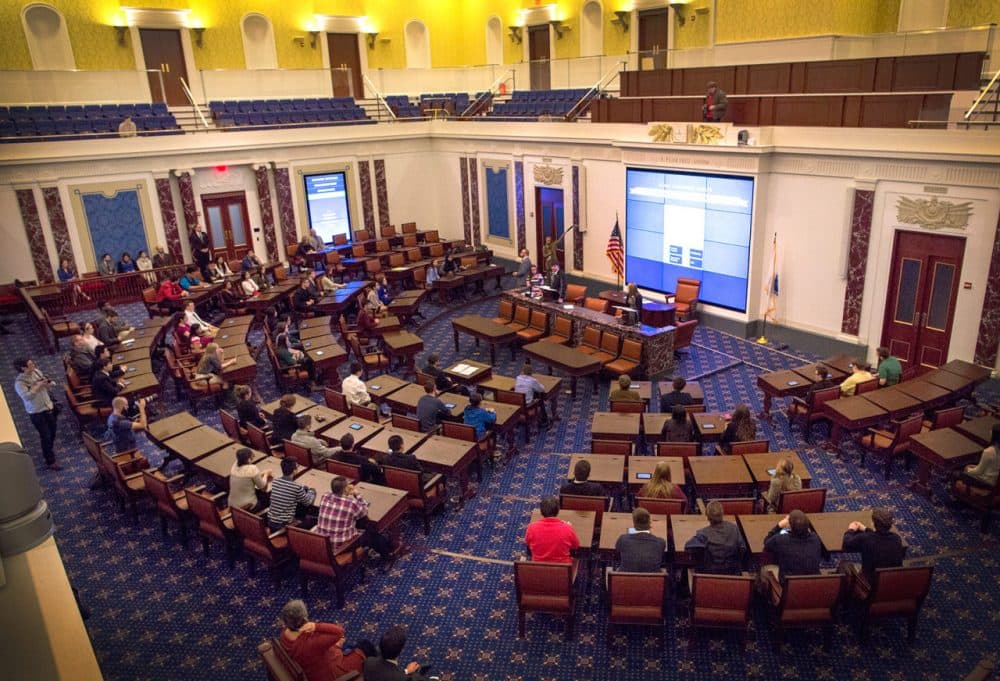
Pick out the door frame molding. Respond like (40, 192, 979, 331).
(199, 190, 252, 259)
(127, 9, 203, 104)
(315, 16, 371, 98)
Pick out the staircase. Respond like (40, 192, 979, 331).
(959, 72, 1000, 130)
(169, 105, 216, 133)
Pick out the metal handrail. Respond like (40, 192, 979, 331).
(460, 69, 515, 118)
(965, 66, 1000, 120)
(361, 72, 397, 122)
(565, 60, 627, 121)
(179, 77, 209, 129)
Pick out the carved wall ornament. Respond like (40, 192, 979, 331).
(687, 124, 724, 145)
(896, 196, 973, 230)
(648, 123, 674, 142)
(533, 164, 564, 186)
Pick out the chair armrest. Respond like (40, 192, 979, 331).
(187, 484, 208, 493)
(121, 470, 144, 481)
(423, 473, 446, 492)
(267, 528, 287, 541)
(209, 491, 227, 502)
(866, 428, 894, 439)
(695, 498, 707, 514)
(163, 473, 186, 484)
(790, 397, 807, 407)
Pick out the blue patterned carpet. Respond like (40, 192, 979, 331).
(2, 291, 998, 681)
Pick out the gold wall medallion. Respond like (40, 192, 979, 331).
(648, 123, 674, 142)
(687, 124, 724, 145)
(533, 164, 563, 186)
(896, 196, 973, 230)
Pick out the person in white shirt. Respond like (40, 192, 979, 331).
(184, 300, 219, 336)
(229, 447, 273, 511)
(118, 115, 137, 138)
(240, 269, 260, 297)
(290, 414, 337, 467)
(341, 362, 372, 406)
(426, 260, 441, 287)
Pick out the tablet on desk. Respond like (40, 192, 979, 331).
(128, 367, 136, 372)
(123, 380, 131, 386)
(221, 335, 229, 340)
(316, 350, 324, 356)
(767, 468, 776, 476)
(635, 472, 651, 480)
(787, 380, 799, 386)
(444, 403, 456, 409)
(370, 384, 381, 390)
(702, 423, 715, 429)
(304, 342, 312, 348)
(349, 423, 363, 431)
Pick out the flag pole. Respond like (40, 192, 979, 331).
(757, 232, 777, 344)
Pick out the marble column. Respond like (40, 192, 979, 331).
(154, 176, 183, 262)
(274, 167, 297, 253)
(42, 187, 76, 271)
(974, 212, 1000, 367)
(253, 165, 279, 262)
(515, 161, 526, 253)
(16, 188, 52, 283)
(459, 158, 471, 244)
(176, 170, 198, 259)
(469, 158, 481, 247)
(571, 166, 583, 271)
(374, 159, 390, 228)
(358, 160, 375, 234)
(840, 188, 874, 336)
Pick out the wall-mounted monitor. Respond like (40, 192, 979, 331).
(303, 172, 352, 244)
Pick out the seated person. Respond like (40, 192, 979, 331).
(156, 276, 188, 303)
(609, 374, 641, 402)
(441, 253, 459, 274)
(269, 394, 300, 445)
(637, 461, 686, 502)
(291, 414, 337, 467)
(953, 423, 1000, 493)
(382, 434, 433, 485)
(462, 391, 496, 439)
(423, 354, 468, 396)
(105, 397, 147, 454)
(718, 404, 757, 454)
(194, 342, 235, 390)
(297, 236, 316, 259)
(68, 335, 97, 377)
(303, 270, 321, 298)
(839, 360, 874, 397)
(240, 269, 260, 297)
(683, 500, 745, 574)
(356, 304, 381, 339)
(426, 259, 442, 286)
(660, 405, 693, 443)
(762, 458, 802, 513)
(838, 507, 906, 587)
(341, 363, 372, 406)
(514, 362, 548, 426)
(876, 346, 903, 386)
(363, 625, 432, 681)
(293, 278, 318, 313)
(760, 510, 823, 587)
(275, 330, 317, 389)
(615, 507, 666, 572)
(316, 476, 393, 563)
(659, 376, 694, 412)
(91, 357, 124, 406)
(116, 252, 137, 273)
(525, 496, 579, 564)
(364, 283, 386, 317)
(241, 251, 263, 272)
(279, 599, 371, 680)
(788, 364, 834, 416)
(375, 273, 392, 306)
(96, 309, 133, 347)
(416, 381, 450, 433)
(178, 265, 205, 291)
(176, 320, 212, 353)
(98, 252, 116, 276)
(332, 433, 385, 485)
(183, 300, 218, 336)
(229, 447, 273, 511)
(559, 459, 605, 497)
(266, 457, 317, 531)
(317, 266, 343, 293)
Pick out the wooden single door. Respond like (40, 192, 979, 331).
(528, 25, 551, 90)
(638, 9, 668, 70)
(201, 192, 251, 261)
(880, 231, 965, 371)
(535, 187, 565, 268)
(327, 33, 364, 98)
(139, 28, 188, 106)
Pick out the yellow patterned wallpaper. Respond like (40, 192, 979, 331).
(673, 0, 711, 50)
(715, 0, 898, 44)
(948, 0, 1000, 28)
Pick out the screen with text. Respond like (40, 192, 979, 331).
(625, 168, 753, 312)
(304, 172, 352, 243)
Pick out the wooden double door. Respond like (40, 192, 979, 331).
(201, 192, 251, 261)
(535, 187, 566, 268)
(528, 25, 550, 90)
(880, 230, 964, 371)
(327, 33, 364, 98)
(139, 28, 188, 106)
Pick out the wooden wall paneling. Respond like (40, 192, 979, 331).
(789, 62, 806, 93)
(804, 58, 876, 93)
(772, 96, 844, 126)
(842, 96, 863, 126)
(873, 58, 894, 91)
(745, 62, 792, 94)
(734, 65, 749, 93)
(676, 66, 737, 95)
(638, 70, 671, 96)
(892, 54, 956, 91)
(728, 97, 760, 125)
(856, 95, 916, 127)
(920, 94, 953, 122)
(621, 71, 636, 97)
(954, 52, 985, 90)
(642, 98, 656, 123)
(758, 96, 775, 125)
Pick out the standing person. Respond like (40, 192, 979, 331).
(515, 249, 532, 280)
(683, 500, 745, 574)
(624, 282, 643, 323)
(542, 225, 576, 272)
(615, 507, 666, 573)
(190, 225, 212, 275)
(416, 381, 449, 433)
(547, 263, 566, 303)
(838, 508, 906, 587)
(13, 357, 61, 470)
(315, 476, 394, 564)
(278, 599, 371, 679)
(762, 458, 802, 513)
(525, 496, 578, 563)
(876, 346, 903, 386)
(839, 360, 874, 396)
(718, 404, 757, 454)
(229, 447, 273, 511)
(702, 81, 728, 121)
(105, 396, 147, 454)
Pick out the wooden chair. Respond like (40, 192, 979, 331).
(590, 331, 620, 366)
(495, 388, 533, 446)
(635, 497, 686, 517)
(282, 440, 313, 469)
(540, 316, 572, 345)
(325, 251, 346, 281)
(668, 277, 700, 321)
(184, 487, 238, 566)
(951, 474, 1000, 532)
(247, 423, 281, 455)
(776, 487, 827, 513)
(406, 247, 423, 264)
(559, 494, 610, 542)
(576, 326, 602, 355)
(610, 400, 645, 413)
(859, 413, 923, 478)
(655, 442, 699, 459)
(922, 405, 965, 431)
(326, 459, 361, 482)
(286, 526, 367, 608)
(697, 497, 757, 515)
(374, 238, 390, 253)
(364, 259, 382, 278)
(583, 297, 611, 314)
(516, 310, 548, 344)
(42, 309, 81, 350)
(856, 377, 880, 395)
(767, 573, 844, 650)
(391, 414, 421, 432)
(565, 283, 586, 306)
(323, 388, 349, 413)
(689, 573, 754, 647)
(350, 402, 380, 423)
(142, 469, 193, 545)
(505, 305, 530, 332)
(142, 286, 171, 317)
(606, 570, 669, 642)
(729, 439, 770, 455)
(851, 566, 933, 643)
(673, 319, 698, 353)
(442, 420, 492, 477)
(333, 233, 348, 245)
(231, 507, 293, 588)
(493, 301, 515, 325)
(347, 334, 390, 378)
(605, 339, 643, 377)
(220, 409, 248, 444)
(683, 403, 706, 416)
(64, 384, 111, 432)
(266, 341, 312, 394)
(788, 386, 841, 442)
(101, 447, 150, 519)
(514, 559, 578, 640)
(591, 439, 633, 455)
(382, 465, 447, 535)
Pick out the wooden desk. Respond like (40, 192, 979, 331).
(895, 380, 951, 408)
(119, 372, 160, 400)
(295, 468, 336, 506)
(262, 395, 316, 416)
(215, 330, 248, 349)
(162, 425, 233, 463)
(922, 369, 975, 395)
(301, 336, 337, 352)
(953, 415, 999, 446)
(627, 457, 686, 492)
(121, 359, 153, 378)
(319, 418, 383, 448)
(655, 380, 705, 406)
(198, 443, 266, 479)
(358, 426, 429, 457)
(366, 375, 410, 403)
(384, 384, 468, 418)
(146, 411, 202, 446)
(382, 332, 424, 377)
(756, 369, 815, 419)
(222, 351, 259, 385)
(354, 482, 410, 533)
(300, 404, 346, 429)
(908, 428, 982, 496)
(522, 341, 602, 397)
(220, 315, 255, 329)
(688, 455, 755, 498)
(823, 397, 887, 447)
(478, 373, 562, 421)
(590, 412, 641, 443)
(298, 316, 332, 331)
(742, 451, 812, 493)
(940, 359, 992, 383)
(692, 413, 728, 453)
(255, 455, 288, 481)
(736, 514, 777, 555)
(300, 324, 334, 340)
(566, 454, 625, 485)
(451, 315, 518, 364)
(862, 386, 922, 419)
(598, 513, 668, 555)
(113, 347, 152, 364)
(444, 359, 492, 385)
(305, 343, 349, 386)
(528, 509, 596, 551)
(598, 291, 677, 328)
(806, 510, 874, 552)
(413, 434, 479, 502)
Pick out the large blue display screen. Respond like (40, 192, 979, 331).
(304, 172, 352, 243)
(625, 168, 753, 312)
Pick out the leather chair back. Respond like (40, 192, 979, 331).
(350, 403, 379, 423)
(383, 465, 422, 498)
(610, 400, 644, 414)
(391, 414, 421, 432)
(608, 571, 667, 624)
(375, 239, 390, 252)
(673, 319, 698, 350)
(496, 300, 514, 323)
(529, 310, 548, 332)
(778, 487, 827, 514)
(407, 248, 423, 263)
(287, 525, 336, 578)
(867, 566, 933, 616)
(655, 442, 698, 459)
(729, 439, 770, 455)
(246, 424, 273, 453)
(777, 573, 844, 623)
(403, 235, 418, 247)
(258, 639, 305, 681)
(401, 222, 417, 234)
(635, 496, 686, 517)
(928, 406, 964, 430)
(219, 409, 243, 441)
(185, 489, 230, 541)
(580, 326, 601, 349)
(141, 469, 183, 520)
(559, 494, 609, 537)
(600, 332, 620, 355)
(514, 560, 574, 612)
(691, 574, 753, 627)
(442, 421, 477, 442)
(353, 230, 370, 242)
(326, 459, 361, 482)
(710, 497, 757, 515)
(856, 377, 879, 394)
(552, 316, 572, 339)
(282, 440, 313, 469)
(591, 439, 632, 455)
(565, 284, 586, 305)
(620, 339, 642, 362)
(231, 506, 279, 563)
(324, 388, 349, 413)
(584, 297, 610, 314)
(511, 305, 530, 326)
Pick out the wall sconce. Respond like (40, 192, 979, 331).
(366, 32, 378, 49)
(549, 20, 569, 39)
(669, 2, 688, 26)
(191, 26, 205, 47)
(114, 25, 128, 46)
(309, 30, 319, 48)
(611, 11, 630, 31)
(508, 26, 523, 44)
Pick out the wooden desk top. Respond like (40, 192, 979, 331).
(737, 514, 777, 554)
(354, 482, 410, 525)
(122, 359, 153, 377)
(222, 352, 258, 376)
(198, 443, 266, 478)
(895, 380, 950, 403)
(262, 395, 316, 416)
(301, 336, 336, 351)
(301, 404, 346, 428)
(823, 354, 856, 375)
(146, 411, 202, 443)
(670, 515, 738, 554)
(806, 510, 874, 552)
(793, 362, 848, 382)
(445, 359, 491, 383)
(688, 455, 753, 486)
(320, 418, 383, 447)
(215, 331, 247, 348)
(478, 373, 561, 395)
(862, 386, 921, 416)
(300, 325, 333, 340)
(359, 426, 429, 456)
(366, 375, 410, 400)
(566, 454, 625, 484)
(413, 435, 477, 468)
(598, 512, 668, 552)
(627, 457, 686, 486)
(528, 509, 596, 548)
(298, 316, 332, 330)
(382, 331, 424, 352)
(384, 383, 427, 410)
(305, 344, 348, 363)
(481, 400, 520, 428)
(940, 359, 992, 383)
(642, 414, 670, 438)
(120, 334, 157, 351)
(162, 425, 233, 462)
(742, 451, 812, 488)
(295, 468, 336, 506)
(608, 380, 652, 401)
(655, 381, 705, 404)
(922, 369, 974, 393)
(692, 412, 728, 438)
(909, 428, 982, 463)
(439, 393, 471, 418)
(255, 455, 288, 481)
(591, 412, 642, 436)
(451, 315, 518, 340)
(522, 342, 603, 371)
(953, 415, 999, 446)
(824, 396, 887, 423)
(758, 369, 814, 393)
(113, 348, 151, 364)
(119, 372, 159, 396)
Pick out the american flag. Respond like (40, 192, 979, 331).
(606, 218, 624, 277)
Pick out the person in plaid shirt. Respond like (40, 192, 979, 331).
(316, 476, 394, 567)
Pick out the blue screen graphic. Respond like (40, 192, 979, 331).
(625, 169, 753, 312)
(304, 173, 352, 243)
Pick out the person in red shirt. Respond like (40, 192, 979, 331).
(525, 496, 580, 564)
(278, 599, 374, 680)
(156, 276, 187, 303)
